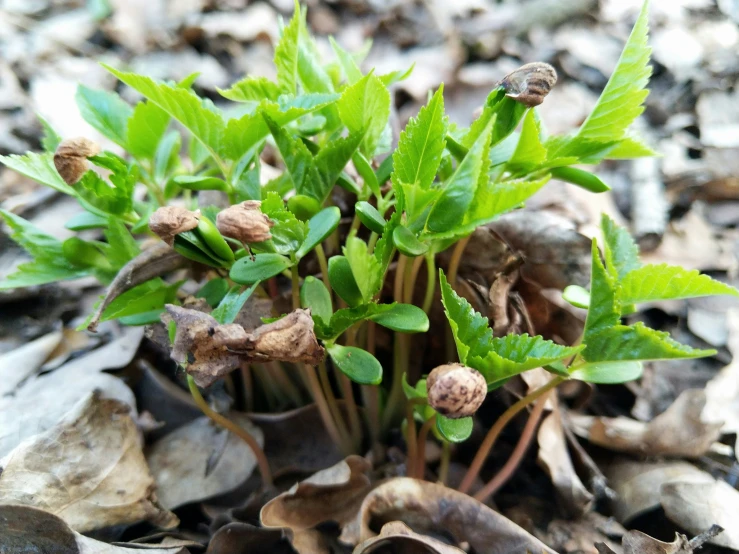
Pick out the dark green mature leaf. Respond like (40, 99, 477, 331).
(126, 101, 169, 160)
(337, 73, 390, 157)
(301, 276, 333, 324)
(75, 85, 132, 147)
(436, 415, 472, 443)
(391, 86, 447, 194)
(263, 113, 314, 193)
(583, 322, 715, 362)
(506, 110, 546, 174)
(317, 303, 395, 339)
(196, 278, 230, 307)
(212, 283, 259, 324)
(230, 253, 293, 284)
(0, 209, 89, 289)
(439, 269, 494, 364)
(275, 1, 301, 94)
(105, 65, 225, 159)
(328, 255, 363, 307)
(260, 191, 307, 255)
(584, 240, 620, 342)
(101, 279, 181, 322)
(355, 201, 386, 234)
(569, 360, 644, 384)
(344, 236, 382, 303)
(310, 133, 364, 202)
(620, 264, 739, 304)
(327, 344, 382, 385)
(0, 152, 76, 196)
(463, 91, 527, 149)
(65, 212, 109, 231)
(296, 207, 341, 259)
(601, 213, 641, 279)
(218, 76, 281, 103)
(370, 303, 429, 333)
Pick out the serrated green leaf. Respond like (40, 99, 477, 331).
(301, 276, 333, 324)
(0, 152, 76, 196)
(126, 101, 169, 159)
(262, 113, 314, 192)
(392, 86, 447, 195)
(583, 322, 715, 362)
(601, 214, 641, 280)
(329, 36, 363, 84)
(65, 211, 109, 231)
(296, 206, 340, 259)
(439, 269, 494, 364)
(436, 415, 472, 443)
(344, 236, 382, 303)
(76, 170, 133, 216)
(328, 255, 363, 307)
(327, 344, 382, 385)
(275, 1, 301, 94)
(104, 217, 140, 271)
(507, 110, 546, 174)
(584, 239, 621, 342)
(230, 253, 293, 284)
(297, 23, 335, 97)
(218, 76, 281, 103)
(338, 73, 390, 158)
(309, 132, 363, 202)
(75, 84, 132, 147)
(373, 211, 399, 272)
(259, 192, 307, 255)
(105, 65, 225, 159)
(606, 135, 657, 158)
(569, 360, 644, 384)
(212, 283, 258, 324)
(38, 116, 61, 152)
(620, 264, 739, 305)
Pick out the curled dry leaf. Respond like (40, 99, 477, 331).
(216, 200, 274, 243)
(149, 206, 200, 246)
(0, 505, 188, 554)
(350, 478, 557, 554)
(597, 527, 725, 554)
(165, 305, 325, 387)
(567, 388, 723, 457)
(426, 363, 487, 419)
(53, 137, 100, 185)
(0, 392, 178, 532)
(205, 522, 288, 554)
(88, 242, 186, 332)
(498, 62, 558, 107)
(0, 328, 62, 396)
(147, 413, 264, 510)
(353, 521, 465, 554)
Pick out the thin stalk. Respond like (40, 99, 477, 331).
(405, 398, 423, 478)
(240, 362, 253, 412)
(473, 393, 550, 502)
(363, 320, 381, 456)
(421, 253, 437, 314)
(405, 256, 425, 305)
(318, 361, 352, 449)
(290, 263, 300, 311)
(188, 375, 273, 487)
(267, 361, 303, 407)
(303, 363, 350, 456)
(315, 244, 331, 293)
(415, 414, 437, 479)
(438, 442, 451, 485)
(339, 327, 362, 452)
(458, 376, 565, 494)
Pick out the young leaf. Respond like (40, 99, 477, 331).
(301, 276, 333, 323)
(369, 303, 429, 333)
(104, 65, 225, 159)
(392, 225, 428, 257)
(288, 195, 321, 221)
(392, 86, 447, 192)
(320, 303, 396, 340)
(75, 84, 132, 147)
(436, 415, 473, 443)
(100, 279, 181, 322)
(329, 37, 363, 84)
(355, 201, 386, 234)
(212, 283, 259, 324)
(337, 73, 390, 158)
(344, 236, 382, 303)
(230, 253, 293, 284)
(583, 322, 715, 363)
(601, 213, 641, 280)
(38, 115, 62, 152)
(262, 113, 314, 194)
(439, 269, 494, 364)
(196, 278, 230, 307)
(328, 255, 363, 307)
(76, 171, 133, 216)
(65, 212, 109, 231)
(569, 360, 644, 384)
(373, 211, 400, 272)
(274, 1, 301, 94)
(506, 110, 546, 174)
(310, 133, 364, 202)
(218, 76, 281, 103)
(0, 152, 76, 196)
(619, 264, 739, 305)
(583, 240, 620, 342)
(296, 207, 341, 259)
(103, 217, 140, 271)
(126, 101, 170, 160)
(562, 285, 591, 309)
(173, 175, 229, 191)
(327, 344, 382, 385)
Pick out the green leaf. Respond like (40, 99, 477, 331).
(297, 23, 336, 97)
(601, 213, 641, 280)
(427, 119, 492, 234)
(337, 73, 390, 157)
(463, 91, 526, 149)
(275, 1, 301, 94)
(344, 236, 382, 303)
(403, 373, 427, 401)
(101, 279, 181, 322)
(65, 211, 109, 231)
(155, 131, 181, 182)
(263, 113, 314, 195)
(605, 135, 657, 159)
(327, 344, 382, 385)
(62, 237, 111, 271)
(507, 110, 546, 174)
(439, 269, 494, 364)
(318, 303, 395, 340)
(562, 285, 590, 309)
(196, 278, 230, 307)
(328, 255, 363, 307)
(352, 152, 380, 197)
(551, 167, 610, 193)
(38, 116, 62, 152)
(173, 175, 228, 191)
(620, 264, 739, 305)
(288, 195, 321, 221)
(436, 415, 472, 443)
(392, 86, 447, 193)
(301, 276, 333, 323)
(369, 303, 429, 333)
(0, 152, 76, 196)
(330, 37, 363, 84)
(583, 322, 715, 363)
(230, 253, 293, 284)
(212, 283, 259, 324)
(105, 65, 225, 159)
(126, 101, 170, 159)
(296, 206, 341, 259)
(259, 192, 307, 255)
(76, 170, 133, 216)
(355, 201, 386, 234)
(584, 240, 621, 342)
(75, 84, 132, 147)
(219, 76, 281, 103)
(310, 133, 364, 202)
(373, 211, 400, 272)
(103, 217, 140, 271)
(392, 225, 428, 257)
(569, 360, 644, 384)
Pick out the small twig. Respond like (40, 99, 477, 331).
(416, 414, 437, 479)
(438, 441, 451, 485)
(406, 401, 419, 478)
(689, 525, 724, 550)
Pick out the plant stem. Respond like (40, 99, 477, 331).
(318, 361, 352, 449)
(290, 263, 300, 311)
(415, 414, 437, 479)
(405, 256, 425, 304)
(458, 375, 565, 494)
(315, 244, 331, 293)
(341, 327, 363, 451)
(438, 441, 451, 485)
(267, 361, 303, 407)
(363, 320, 381, 456)
(473, 393, 550, 502)
(240, 362, 253, 412)
(447, 235, 471, 287)
(188, 375, 273, 487)
(302, 363, 350, 456)
(405, 399, 421, 478)
(422, 253, 437, 314)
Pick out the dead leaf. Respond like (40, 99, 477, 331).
(353, 521, 464, 554)
(615, 530, 692, 554)
(0, 327, 62, 395)
(567, 388, 723, 457)
(147, 413, 263, 510)
(205, 522, 288, 554)
(351, 478, 557, 554)
(544, 512, 625, 554)
(0, 391, 177, 532)
(0, 505, 188, 554)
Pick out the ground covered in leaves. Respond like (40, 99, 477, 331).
(2, 0, 739, 553)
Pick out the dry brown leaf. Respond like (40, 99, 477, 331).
(544, 513, 625, 554)
(0, 392, 177, 532)
(350, 478, 557, 554)
(0, 328, 62, 395)
(147, 413, 263, 510)
(0, 505, 188, 554)
(567, 388, 723, 457)
(353, 521, 465, 554)
(205, 522, 287, 554)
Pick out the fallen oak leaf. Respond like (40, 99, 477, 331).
(0, 391, 178, 532)
(353, 521, 465, 554)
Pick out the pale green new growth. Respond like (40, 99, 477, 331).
(337, 73, 390, 158)
(0, 152, 75, 196)
(620, 264, 739, 304)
